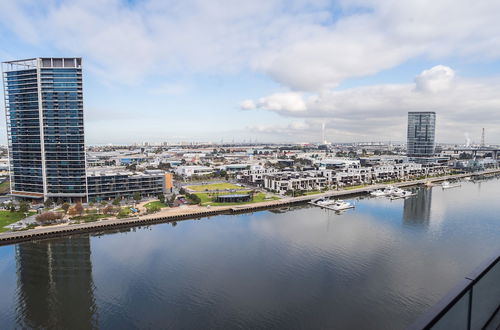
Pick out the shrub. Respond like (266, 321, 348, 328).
(185, 193, 201, 204)
(74, 202, 84, 216)
(103, 205, 117, 215)
(61, 202, 70, 214)
(36, 211, 64, 223)
(147, 205, 161, 213)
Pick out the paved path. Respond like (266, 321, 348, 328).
(1, 169, 498, 245)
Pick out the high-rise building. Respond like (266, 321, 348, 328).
(407, 112, 436, 157)
(2, 58, 87, 201)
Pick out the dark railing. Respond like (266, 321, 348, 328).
(409, 249, 500, 330)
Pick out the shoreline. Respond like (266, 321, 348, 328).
(1, 169, 499, 246)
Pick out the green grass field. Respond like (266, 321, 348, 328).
(144, 200, 168, 210)
(186, 182, 243, 191)
(0, 210, 36, 233)
(193, 191, 279, 206)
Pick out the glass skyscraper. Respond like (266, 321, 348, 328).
(407, 112, 436, 157)
(2, 58, 87, 201)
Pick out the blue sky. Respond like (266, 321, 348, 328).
(1, 0, 500, 144)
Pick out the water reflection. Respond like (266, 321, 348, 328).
(15, 237, 97, 329)
(403, 188, 432, 227)
(0, 178, 499, 329)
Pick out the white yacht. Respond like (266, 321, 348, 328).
(391, 188, 416, 199)
(370, 189, 386, 197)
(316, 199, 336, 206)
(442, 181, 461, 189)
(330, 200, 354, 211)
(391, 189, 415, 198)
(383, 186, 397, 195)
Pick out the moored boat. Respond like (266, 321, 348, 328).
(442, 181, 461, 189)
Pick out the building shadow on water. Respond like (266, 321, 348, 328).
(15, 236, 98, 329)
(403, 187, 432, 227)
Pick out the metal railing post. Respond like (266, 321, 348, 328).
(467, 287, 473, 330)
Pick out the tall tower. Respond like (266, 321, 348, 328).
(481, 128, 485, 147)
(407, 112, 436, 157)
(2, 58, 87, 201)
(321, 122, 326, 144)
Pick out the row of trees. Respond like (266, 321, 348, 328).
(5, 201, 30, 213)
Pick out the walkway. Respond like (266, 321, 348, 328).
(1, 169, 499, 246)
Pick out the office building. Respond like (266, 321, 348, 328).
(407, 112, 436, 157)
(2, 58, 86, 201)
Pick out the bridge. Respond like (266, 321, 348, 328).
(449, 147, 500, 159)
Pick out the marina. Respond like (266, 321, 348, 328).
(1, 169, 499, 246)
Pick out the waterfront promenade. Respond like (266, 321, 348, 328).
(1, 169, 499, 246)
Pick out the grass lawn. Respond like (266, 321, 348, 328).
(71, 214, 109, 222)
(193, 191, 280, 206)
(186, 182, 243, 191)
(0, 210, 36, 233)
(303, 190, 323, 195)
(345, 184, 368, 190)
(0, 180, 10, 195)
(117, 207, 132, 218)
(144, 200, 168, 210)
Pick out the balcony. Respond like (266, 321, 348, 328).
(410, 250, 499, 329)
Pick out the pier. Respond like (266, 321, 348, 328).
(0, 169, 499, 246)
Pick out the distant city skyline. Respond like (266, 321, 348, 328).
(1, 0, 500, 144)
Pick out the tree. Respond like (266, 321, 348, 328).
(169, 194, 177, 206)
(112, 197, 121, 206)
(36, 211, 64, 224)
(44, 198, 53, 208)
(147, 205, 161, 213)
(186, 193, 201, 204)
(68, 206, 78, 216)
(18, 201, 29, 213)
(61, 202, 70, 214)
(158, 193, 165, 204)
(7, 202, 16, 212)
(103, 205, 116, 215)
(133, 192, 142, 202)
(74, 202, 84, 216)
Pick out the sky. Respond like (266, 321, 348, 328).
(1, 0, 500, 145)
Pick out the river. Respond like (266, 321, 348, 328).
(0, 177, 499, 329)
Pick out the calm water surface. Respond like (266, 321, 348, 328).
(1, 178, 499, 329)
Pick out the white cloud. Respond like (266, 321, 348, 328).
(2, 0, 500, 90)
(256, 92, 307, 112)
(240, 99, 256, 110)
(415, 65, 456, 93)
(2, 1, 500, 143)
(244, 66, 500, 142)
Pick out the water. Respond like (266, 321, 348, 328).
(1, 178, 499, 329)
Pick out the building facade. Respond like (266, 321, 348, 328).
(87, 170, 165, 201)
(407, 112, 436, 157)
(2, 58, 86, 201)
